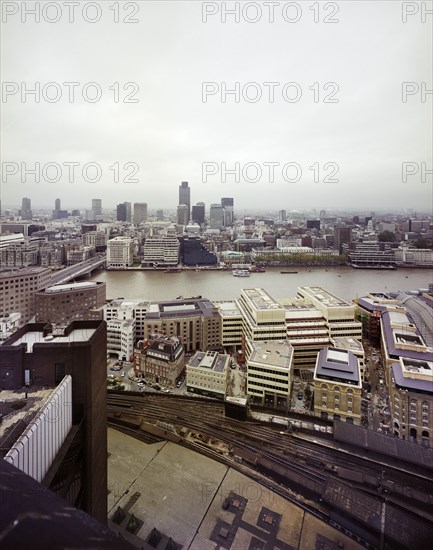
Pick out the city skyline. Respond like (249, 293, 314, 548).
(1, 2, 431, 210)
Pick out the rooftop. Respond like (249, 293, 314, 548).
(332, 337, 364, 353)
(241, 288, 283, 311)
(315, 347, 360, 385)
(43, 281, 100, 293)
(10, 327, 97, 352)
(298, 286, 350, 308)
(188, 351, 229, 373)
(248, 340, 293, 370)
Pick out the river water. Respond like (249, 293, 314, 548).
(89, 267, 431, 303)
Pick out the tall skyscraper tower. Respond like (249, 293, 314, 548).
(221, 197, 234, 226)
(133, 202, 148, 225)
(192, 202, 205, 225)
(210, 204, 224, 229)
(92, 199, 102, 216)
(55, 198, 61, 211)
(179, 181, 190, 223)
(116, 202, 132, 223)
(20, 197, 32, 220)
(177, 204, 189, 226)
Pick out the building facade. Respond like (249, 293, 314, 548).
(35, 281, 106, 324)
(107, 236, 134, 268)
(186, 350, 229, 398)
(313, 347, 362, 425)
(246, 340, 294, 410)
(0, 267, 52, 324)
(137, 334, 185, 388)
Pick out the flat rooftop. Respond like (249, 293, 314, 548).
(332, 337, 364, 353)
(188, 351, 228, 373)
(249, 340, 293, 369)
(43, 281, 100, 293)
(241, 288, 283, 311)
(11, 328, 97, 352)
(299, 286, 350, 307)
(213, 301, 241, 317)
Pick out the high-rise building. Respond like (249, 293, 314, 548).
(221, 197, 234, 226)
(53, 198, 68, 220)
(334, 225, 352, 254)
(209, 204, 224, 229)
(133, 202, 148, 225)
(116, 202, 132, 223)
(91, 199, 102, 216)
(177, 204, 189, 226)
(192, 202, 205, 225)
(278, 210, 287, 222)
(179, 181, 190, 222)
(156, 209, 164, 221)
(55, 198, 61, 211)
(20, 197, 32, 220)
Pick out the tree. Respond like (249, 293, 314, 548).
(378, 230, 396, 242)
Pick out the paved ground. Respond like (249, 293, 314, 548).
(107, 428, 364, 549)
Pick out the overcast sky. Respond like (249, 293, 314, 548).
(1, 0, 432, 212)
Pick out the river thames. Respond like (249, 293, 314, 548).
(89, 267, 431, 302)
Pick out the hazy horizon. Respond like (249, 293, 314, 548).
(1, 1, 432, 210)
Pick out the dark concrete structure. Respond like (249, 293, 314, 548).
(0, 320, 108, 524)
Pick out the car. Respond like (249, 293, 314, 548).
(108, 374, 115, 379)
(137, 381, 145, 386)
(176, 381, 183, 388)
(297, 392, 303, 400)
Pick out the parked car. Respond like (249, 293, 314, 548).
(297, 392, 303, 400)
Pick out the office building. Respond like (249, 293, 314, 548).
(177, 204, 189, 226)
(192, 202, 205, 225)
(236, 288, 287, 358)
(186, 350, 230, 399)
(209, 203, 224, 230)
(297, 287, 362, 341)
(0, 320, 108, 523)
(143, 298, 221, 352)
(307, 220, 321, 230)
(247, 340, 294, 410)
(35, 281, 106, 324)
(20, 197, 32, 220)
(214, 301, 243, 352)
(178, 181, 190, 222)
(278, 210, 287, 222)
(91, 198, 102, 216)
(116, 202, 132, 223)
(334, 225, 352, 254)
(181, 236, 217, 266)
(133, 202, 148, 225)
(142, 236, 179, 267)
(221, 197, 234, 226)
(0, 267, 52, 324)
(106, 318, 135, 360)
(313, 347, 362, 425)
(156, 209, 164, 221)
(103, 299, 149, 342)
(136, 334, 185, 388)
(82, 230, 108, 251)
(107, 236, 134, 268)
(284, 299, 330, 374)
(0, 235, 39, 267)
(331, 336, 366, 383)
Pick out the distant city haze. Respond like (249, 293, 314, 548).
(1, 1, 431, 210)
